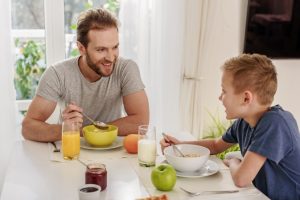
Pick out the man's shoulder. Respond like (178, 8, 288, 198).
(51, 56, 79, 72)
(115, 57, 137, 68)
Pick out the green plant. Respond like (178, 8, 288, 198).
(14, 39, 45, 99)
(202, 111, 240, 160)
(104, 0, 120, 13)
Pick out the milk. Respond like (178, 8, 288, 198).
(138, 139, 156, 166)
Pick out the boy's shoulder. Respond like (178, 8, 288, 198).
(264, 105, 294, 122)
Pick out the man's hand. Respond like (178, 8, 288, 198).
(61, 102, 83, 128)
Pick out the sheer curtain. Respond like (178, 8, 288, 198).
(180, 0, 217, 138)
(119, 0, 163, 130)
(119, 0, 186, 133)
(0, 1, 17, 191)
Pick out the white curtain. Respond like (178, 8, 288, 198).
(0, 0, 17, 192)
(180, 0, 217, 138)
(119, 0, 163, 130)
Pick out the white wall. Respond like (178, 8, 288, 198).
(159, 0, 186, 133)
(197, 0, 300, 130)
(274, 60, 300, 123)
(161, 0, 300, 134)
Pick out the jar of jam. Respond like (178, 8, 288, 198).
(85, 163, 107, 191)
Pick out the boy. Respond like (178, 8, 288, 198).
(161, 54, 300, 200)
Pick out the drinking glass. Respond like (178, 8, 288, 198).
(62, 120, 80, 160)
(138, 125, 156, 167)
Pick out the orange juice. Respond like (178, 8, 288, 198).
(62, 131, 80, 160)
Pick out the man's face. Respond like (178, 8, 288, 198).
(81, 27, 119, 77)
(218, 71, 245, 119)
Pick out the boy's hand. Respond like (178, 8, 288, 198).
(223, 158, 241, 167)
(160, 133, 181, 154)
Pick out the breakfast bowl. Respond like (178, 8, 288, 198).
(164, 144, 210, 172)
(83, 124, 118, 147)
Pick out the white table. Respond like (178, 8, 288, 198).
(1, 139, 269, 200)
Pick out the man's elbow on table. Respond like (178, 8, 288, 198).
(22, 117, 32, 140)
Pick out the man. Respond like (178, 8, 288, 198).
(22, 8, 149, 142)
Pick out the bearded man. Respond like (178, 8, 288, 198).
(22, 8, 149, 142)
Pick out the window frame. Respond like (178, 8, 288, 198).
(15, 0, 65, 112)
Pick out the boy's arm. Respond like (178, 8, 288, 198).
(183, 137, 234, 154)
(224, 151, 266, 187)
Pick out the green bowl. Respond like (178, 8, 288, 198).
(83, 124, 118, 146)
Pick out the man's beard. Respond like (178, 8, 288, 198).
(86, 53, 115, 77)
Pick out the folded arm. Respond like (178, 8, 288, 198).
(223, 150, 266, 187)
(109, 90, 149, 136)
(22, 96, 61, 142)
(22, 96, 83, 142)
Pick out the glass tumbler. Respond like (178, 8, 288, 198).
(138, 125, 156, 167)
(62, 120, 80, 160)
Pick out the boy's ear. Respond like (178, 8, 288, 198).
(77, 41, 86, 55)
(243, 90, 253, 104)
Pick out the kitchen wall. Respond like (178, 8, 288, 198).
(200, 0, 300, 131)
(161, 0, 300, 135)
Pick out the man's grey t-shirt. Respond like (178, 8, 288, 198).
(36, 56, 145, 126)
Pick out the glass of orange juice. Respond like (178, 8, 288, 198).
(62, 120, 80, 160)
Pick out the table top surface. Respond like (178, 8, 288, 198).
(0, 138, 269, 200)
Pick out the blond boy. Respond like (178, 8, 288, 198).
(161, 54, 300, 200)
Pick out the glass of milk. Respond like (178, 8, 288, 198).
(138, 125, 156, 167)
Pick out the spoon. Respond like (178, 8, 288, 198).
(162, 132, 186, 157)
(81, 112, 109, 130)
(51, 142, 60, 153)
(77, 159, 90, 169)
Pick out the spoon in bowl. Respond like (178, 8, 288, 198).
(162, 132, 186, 157)
(81, 112, 109, 130)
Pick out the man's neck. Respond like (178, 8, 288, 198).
(78, 56, 101, 82)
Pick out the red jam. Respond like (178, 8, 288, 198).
(85, 163, 107, 191)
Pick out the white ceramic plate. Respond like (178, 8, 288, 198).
(80, 137, 123, 150)
(162, 160, 220, 178)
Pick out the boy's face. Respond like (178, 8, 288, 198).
(219, 71, 246, 119)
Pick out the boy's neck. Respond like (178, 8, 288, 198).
(243, 105, 271, 128)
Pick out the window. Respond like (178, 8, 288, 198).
(12, 0, 46, 103)
(64, 0, 120, 58)
(12, 0, 120, 113)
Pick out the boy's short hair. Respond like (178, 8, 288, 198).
(77, 8, 119, 47)
(221, 53, 277, 105)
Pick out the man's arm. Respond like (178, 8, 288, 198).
(109, 90, 149, 136)
(223, 151, 266, 187)
(22, 95, 61, 142)
(22, 97, 84, 142)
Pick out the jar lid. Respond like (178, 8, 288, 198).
(87, 163, 106, 170)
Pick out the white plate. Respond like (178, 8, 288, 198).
(162, 160, 220, 178)
(80, 137, 123, 150)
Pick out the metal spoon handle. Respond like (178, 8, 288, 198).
(81, 112, 95, 124)
(77, 159, 89, 169)
(162, 133, 185, 157)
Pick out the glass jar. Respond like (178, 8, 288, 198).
(85, 163, 107, 191)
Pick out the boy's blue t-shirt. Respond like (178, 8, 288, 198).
(222, 105, 300, 200)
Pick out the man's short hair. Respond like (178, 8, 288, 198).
(221, 53, 277, 105)
(77, 8, 118, 47)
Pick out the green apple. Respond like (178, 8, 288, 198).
(151, 163, 176, 191)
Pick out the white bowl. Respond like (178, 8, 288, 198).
(164, 144, 210, 172)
